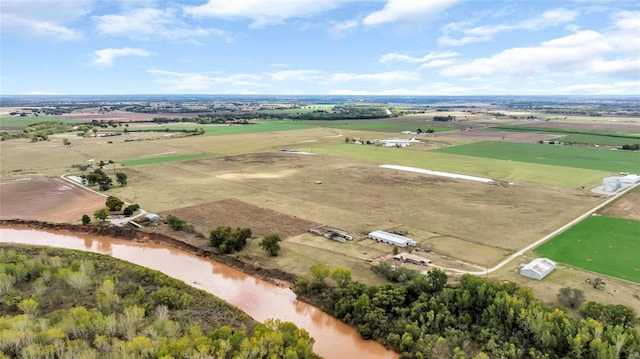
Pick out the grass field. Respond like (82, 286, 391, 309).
(552, 134, 640, 146)
(436, 141, 640, 173)
(120, 152, 221, 166)
(313, 143, 608, 188)
(302, 120, 456, 133)
(126, 121, 316, 136)
(483, 125, 640, 146)
(535, 216, 640, 283)
(0, 116, 69, 128)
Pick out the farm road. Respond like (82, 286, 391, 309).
(443, 180, 640, 276)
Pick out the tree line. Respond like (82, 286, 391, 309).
(294, 263, 639, 358)
(0, 245, 319, 359)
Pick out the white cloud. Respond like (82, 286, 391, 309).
(554, 81, 640, 95)
(440, 30, 614, 78)
(326, 71, 419, 85)
(379, 51, 458, 64)
(94, 48, 152, 66)
(94, 8, 230, 42)
(439, 8, 579, 46)
(1, 0, 92, 40)
(267, 70, 323, 82)
(329, 20, 358, 37)
(147, 70, 266, 91)
(184, 0, 340, 28)
(607, 11, 640, 53)
(362, 0, 460, 26)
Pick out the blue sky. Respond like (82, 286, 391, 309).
(1, 0, 638, 95)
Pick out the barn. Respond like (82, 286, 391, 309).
(520, 258, 556, 280)
(368, 230, 417, 247)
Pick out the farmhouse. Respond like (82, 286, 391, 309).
(393, 253, 431, 266)
(622, 174, 640, 184)
(520, 258, 556, 280)
(368, 230, 417, 247)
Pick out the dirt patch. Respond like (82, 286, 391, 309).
(438, 129, 558, 143)
(600, 192, 640, 220)
(159, 198, 320, 238)
(0, 177, 106, 223)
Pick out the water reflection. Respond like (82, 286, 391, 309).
(0, 228, 398, 359)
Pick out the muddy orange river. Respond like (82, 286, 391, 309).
(0, 228, 398, 359)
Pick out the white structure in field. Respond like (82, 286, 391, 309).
(520, 258, 556, 280)
(603, 177, 622, 192)
(622, 174, 640, 184)
(368, 230, 417, 247)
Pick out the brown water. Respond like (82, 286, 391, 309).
(0, 228, 398, 359)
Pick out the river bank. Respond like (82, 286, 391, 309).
(0, 226, 399, 359)
(0, 219, 299, 288)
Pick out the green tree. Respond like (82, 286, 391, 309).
(94, 208, 110, 222)
(116, 172, 127, 186)
(259, 234, 282, 256)
(105, 196, 124, 211)
(17, 298, 38, 316)
(426, 268, 448, 292)
(331, 267, 352, 287)
(310, 262, 330, 286)
(62, 138, 70, 146)
(81, 214, 91, 225)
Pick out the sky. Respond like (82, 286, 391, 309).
(1, 0, 639, 96)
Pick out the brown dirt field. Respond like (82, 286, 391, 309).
(0, 177, 106, 223)
(599, 192, 640, 220)
(110, 151, 600, 267)
(438, 129, 558, 143)
(159, 198, 321, 238)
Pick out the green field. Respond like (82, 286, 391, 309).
(535, 216, 640, 283)
(127, 120, 316, 136)
(120, 152, 221, 166)
(484, 125, 640, 146)
(552, 134, 640, 146)
(436, 141, 640, 173)
(0, 116, 70, 128)
(313, 143, 607, 188)
(302, 120, 456, 133)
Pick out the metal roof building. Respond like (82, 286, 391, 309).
(520, 258, 556, 280)
(368, 230, 417, 247)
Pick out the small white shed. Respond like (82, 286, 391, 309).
(520, 258, 556, 280)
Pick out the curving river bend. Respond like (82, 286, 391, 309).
(0, 228, 398, 359)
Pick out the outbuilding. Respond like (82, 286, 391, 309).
(393, 253, 431, 265)
(520, 258, 556, 280)
(622, 174, 640, 184)
(368, 230, 417, 247)
(145, 213, 160, 222)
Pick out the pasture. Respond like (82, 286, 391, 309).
(313, 143, 608, 188)
(483, 125, 640, 146)
(126, 120, 316, 136)
(120, 152, 221, 166)
(436, 141, 640, 173)
(0, 116, 69, 129)
(535, 216, 640, 283)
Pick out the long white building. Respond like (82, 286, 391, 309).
(368, 230, 417, 247)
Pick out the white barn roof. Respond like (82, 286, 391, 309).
(622, 174, 640, 184)
(368, 230, 417, 247)
(520, 258, 556, 280)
